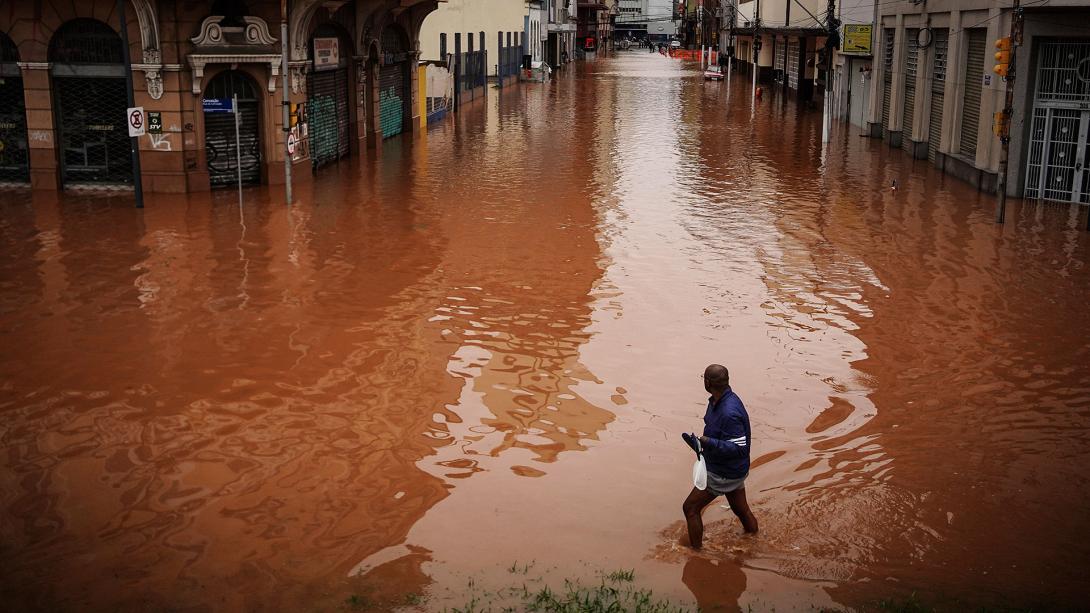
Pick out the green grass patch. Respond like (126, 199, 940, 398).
(448, 571, 685, 613)
(605, 569, 636, 583)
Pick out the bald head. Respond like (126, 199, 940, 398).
(703, 364, 730, 394)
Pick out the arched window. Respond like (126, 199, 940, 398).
(204, 69, 258, 101)
(0, 32, 19, 63)
(48, 19, 122, 64)
(381, 25, 408, 56)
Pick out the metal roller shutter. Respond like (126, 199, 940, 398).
(902, 30, 918, 152)
(308, 67, 350, 168)
(774, 39, 785, 81)
(203, 71, 261, 188)
(882, 29, 894, 132)
(379, 62, 405, 139)
(205, 104, 261, 187)
(960, 29, 987, 158)
(927, 29, 948, 163)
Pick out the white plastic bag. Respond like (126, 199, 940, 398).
(692, 437, 707, 490)
(693, 455, 710, 488)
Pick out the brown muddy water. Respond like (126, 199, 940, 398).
(2, 53, 1090, 612)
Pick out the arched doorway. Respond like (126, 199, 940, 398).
(203, 70, 262, 187)
(379, 25, 410, 139)
(0, 32, 28, 182)
(307, 23, 353, 168)
(49, 19, 132, 186)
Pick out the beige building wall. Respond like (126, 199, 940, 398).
(419, 0, 531, 76)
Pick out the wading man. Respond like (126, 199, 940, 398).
(681, 364, 759, 548)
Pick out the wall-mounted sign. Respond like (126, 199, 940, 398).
(842, 24, 873, 55)
(148, 111, 163, 134)
(127, 106, 145, 137)
(313, 37, 340, 71)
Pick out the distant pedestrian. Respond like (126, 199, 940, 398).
(680, 364, 758, 549)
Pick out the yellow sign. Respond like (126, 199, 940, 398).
(843, 24, 873, 55)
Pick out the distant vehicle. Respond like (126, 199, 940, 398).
(704, 65, 724, 81)
(670, 40, 681, 49)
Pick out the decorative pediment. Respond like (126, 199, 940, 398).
(191, 16, 278, 48)
(188, 54, 283, 94)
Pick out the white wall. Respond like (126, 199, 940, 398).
(419, 0, 532, 76)
(645, 0, 675, 37)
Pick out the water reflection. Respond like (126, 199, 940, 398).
(1, 51, 1089, 612)
(681, 555, 746, 612)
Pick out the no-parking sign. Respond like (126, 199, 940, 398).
(127, 106, 145, 137)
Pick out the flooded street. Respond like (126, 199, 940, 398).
(2, 52, 1089, 611)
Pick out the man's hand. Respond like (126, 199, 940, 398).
(699, 436, 708, 445)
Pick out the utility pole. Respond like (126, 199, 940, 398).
(752, 0, 760, 97)
(822, 0, 839, 144)
(994, 0, 1023, 225)
(116, 0, 144, 209)
(726, 0, 735, 81)
(281, 0, 293, 205)
(697, 0, 703, 54)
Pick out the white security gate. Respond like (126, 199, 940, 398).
(927, 29, 949, 163)
(881, 29, 894, 132)
(787, 39, 800, 91)
(774, 39, 785, 82)
(1024, 40, 1090, 203)
(959, 29, 987, 158)
(902, 29, 918, 151)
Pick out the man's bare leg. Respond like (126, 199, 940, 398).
(725, 487, 759, 534)
(682, 487, 717, 549)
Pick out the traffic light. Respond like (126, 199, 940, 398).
(289, 103, 299, 127)
(994, 37, 1012, 79)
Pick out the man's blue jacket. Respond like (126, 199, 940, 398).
(701, 388, 751, 479)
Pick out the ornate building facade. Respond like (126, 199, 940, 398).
(0, 0, 438, 193)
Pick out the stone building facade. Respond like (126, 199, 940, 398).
(0, 0, 438, 193)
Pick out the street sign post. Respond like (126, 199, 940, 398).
(234, 94, 243, 206)
(117, 0, 143, 208)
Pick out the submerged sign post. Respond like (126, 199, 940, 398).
(233, 94, 243, 204)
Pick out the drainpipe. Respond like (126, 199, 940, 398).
(117, 0, 144, 208)
(281, 0, 293, 205)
